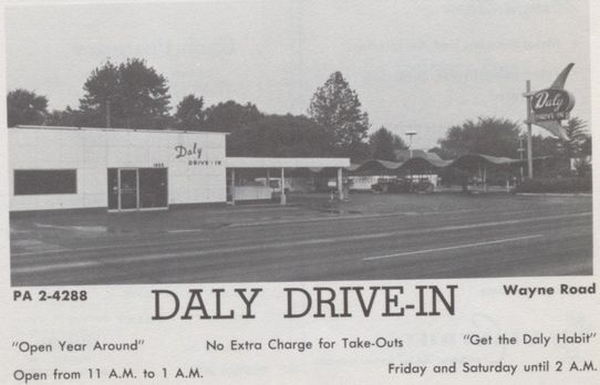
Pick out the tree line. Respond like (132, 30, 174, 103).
(6, 57, 590, 168)
(8, 58, 409, 160)
(430, 116, 591, 176)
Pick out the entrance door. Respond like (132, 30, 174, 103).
(107, 168, 168, 211)
(139, 168, 168, 209)
(119, 169, 139, 210)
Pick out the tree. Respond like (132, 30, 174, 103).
(392, 134, 408, 152)
(174, 94, 205, 130)
(308, 71, 370, 157)
(528, 118, 591, 178)
(7, 89, 48, 127)
(45, 106, 87, 127)
(557, 117, 588, 159)
(79, 60, 119, 127)
(79, 58, 171, 129)
(573, 157, 591, 177)
(202, 100, 263, 133)
(368, 126, 406, 161)
(581, 136, 591, 157)
(530, 118, 588, 160)
(437, 117, 521, 158)
(428, 146, 453, 160)
(558, 118, 590, 178)
(117, 58, 171, 129)
(227, 114, 334, 157)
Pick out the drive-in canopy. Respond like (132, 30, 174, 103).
(225, 157, 350, 204)
(350, 153, 535, 174)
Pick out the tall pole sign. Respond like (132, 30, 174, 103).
(526, 80, 533, 179)
(523, 63, 575, 178)
(405, 131, 417, 159)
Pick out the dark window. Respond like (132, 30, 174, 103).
(14, 169, 77, 195)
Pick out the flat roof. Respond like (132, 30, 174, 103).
(12, 125, 229, 135)
(225, 157, 350, 168)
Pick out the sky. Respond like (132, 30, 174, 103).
(4, 0, 591, 150)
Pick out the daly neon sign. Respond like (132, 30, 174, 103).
(526, 63, 576, 140)
(530, 89, 574, 121)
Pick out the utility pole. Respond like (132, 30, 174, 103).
(106, 101, 111, 128)
(525, 80, 533, 178)
(405, 131, 417, 159)
(518, 135, 525, 181)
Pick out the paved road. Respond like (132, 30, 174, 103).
(11, 194, 593, 286)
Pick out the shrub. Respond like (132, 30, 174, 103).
(515, 177, 591, 193)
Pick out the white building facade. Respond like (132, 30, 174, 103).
(8, 126, 227, 212)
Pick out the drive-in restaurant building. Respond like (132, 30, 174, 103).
(7, 125, 350, 212)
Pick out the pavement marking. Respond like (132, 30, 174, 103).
(34, 223, 107, 232)
(12, 260, 100, 274)
(11, 237, 210, 257)
(228, 208, 480, 227)
(11, 239, 68, 251)
(363, 234, 544, 261)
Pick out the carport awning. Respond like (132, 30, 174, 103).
(453, 154, 521, 166)
(225, 157, 350, 169)
(349, 153, 552, 174)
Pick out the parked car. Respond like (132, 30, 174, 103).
(371, 177, 433, 193)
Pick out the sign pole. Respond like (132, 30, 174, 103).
(526, 80, 533, 179)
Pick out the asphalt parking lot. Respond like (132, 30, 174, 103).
(10, 192, 593, 286)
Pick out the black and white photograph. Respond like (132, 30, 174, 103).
(5, 0, 592, 286)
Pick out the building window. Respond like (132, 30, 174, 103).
(14, 169, 77, 195)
